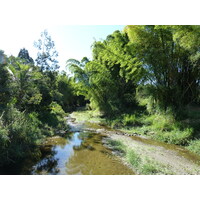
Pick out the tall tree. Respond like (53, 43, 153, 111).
(34, 30, 59, 71)
(0, 50, 7, 65)
(66, 57, 90, 97)
(67, 31, 144, 115)
(125, 25, 200, 110)
(7, 60, 42, 111)
(0, 51, 12, 109)
(18, 48, 34, 65)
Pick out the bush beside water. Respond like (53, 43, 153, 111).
(0, 103, 68, 166)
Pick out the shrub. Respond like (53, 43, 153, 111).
(122, 114, 138, 126)
(39, 102, 68, 131)
(110, 118, 123, 128)
(154, 128, 193, 145)
(0, 106, 42, 166)
(141, 162, 161, 175)
(187, 140, 200, 155)
(144, 113, 176, 132)
(0, 123, 9, 149)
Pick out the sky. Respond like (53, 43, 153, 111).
(0, 25, 124, 71)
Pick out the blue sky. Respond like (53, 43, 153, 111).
(0, 25, 124, 70)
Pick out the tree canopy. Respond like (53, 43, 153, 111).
(125, 25, 200, 110)
(34, 30, 59, 71)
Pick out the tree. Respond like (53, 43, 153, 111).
(18, 48, 34, 65)
(124, 25, 200, 111)
(172, 25, 200, 62)
(34, 30, 59, 71)
(7, 60, 42, 111)
(0, 49, 71, 167)
(0, 51, 12, 109)
(67, 31, 144, 115)
(0, 50, 7, 65)
(66, 57, 90, 97)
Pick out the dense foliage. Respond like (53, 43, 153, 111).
(1, 26, 200, 166)
(67, 31, 144, 116)
(67, 25, 200, 151)
(0, 31, 84, 166)
(67, 26, 200, 115)
(125, 25, 200, 111)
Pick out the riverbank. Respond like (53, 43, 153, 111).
(71, 110, 200, 175)
(71, 108, 200, 154)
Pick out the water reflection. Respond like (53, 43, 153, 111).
(0, 129, 135, 175)
(32, 156, 59, 175)
(17, 131, 134, 175)
(65, 133, 135, 175)
(31, 132, 82, 175)
(1, 116, 200, 174)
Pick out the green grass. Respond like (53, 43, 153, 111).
(140, 161, 165, 175)
(144, 113, 177, 131)
(128, 112, 194, 145)
(152, 128, 193, 145)
(72, 109, 200, 155)
(187, 140, 200, 155)
(122, 114, 141, 126)
(107, 139, 126, 155)
(126, 150, 141, 168)
(127, 150, 173, 175)
(72, 110, 104, 124)
(108, 112, 193, 145)
(107, 138, 173, 175)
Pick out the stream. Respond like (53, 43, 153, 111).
(0, 118, 134, 175)
(1, 115, 200, 175)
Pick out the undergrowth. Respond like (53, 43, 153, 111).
(106, 111, 193, 146)
(73, 107, 200, 155)
(187, 140, 200, 155)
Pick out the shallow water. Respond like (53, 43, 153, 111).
(85, 120, 200, 165)
(1, 117, 200, 175)
(0, 130, 134, 175)
(32, 131, 134, 175)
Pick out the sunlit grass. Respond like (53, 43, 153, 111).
(107, 138, 173, 175)
(73, 109, 200, 155)
(71, 110, 104, 124)
(187, 140, 200, 155)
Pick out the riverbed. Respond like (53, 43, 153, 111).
(1, 113, 200, 175)
(0, 117, 134, 175)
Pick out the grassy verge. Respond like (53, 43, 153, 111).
(71, 109, 200, 174)
(71, 109, 105, 124)
(105, 109, 200, 155)
(72, 108, 200, 157)
(106, 139, 173, 175)
(106, 112, 193, 145)
(187, 140, 200, 155)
